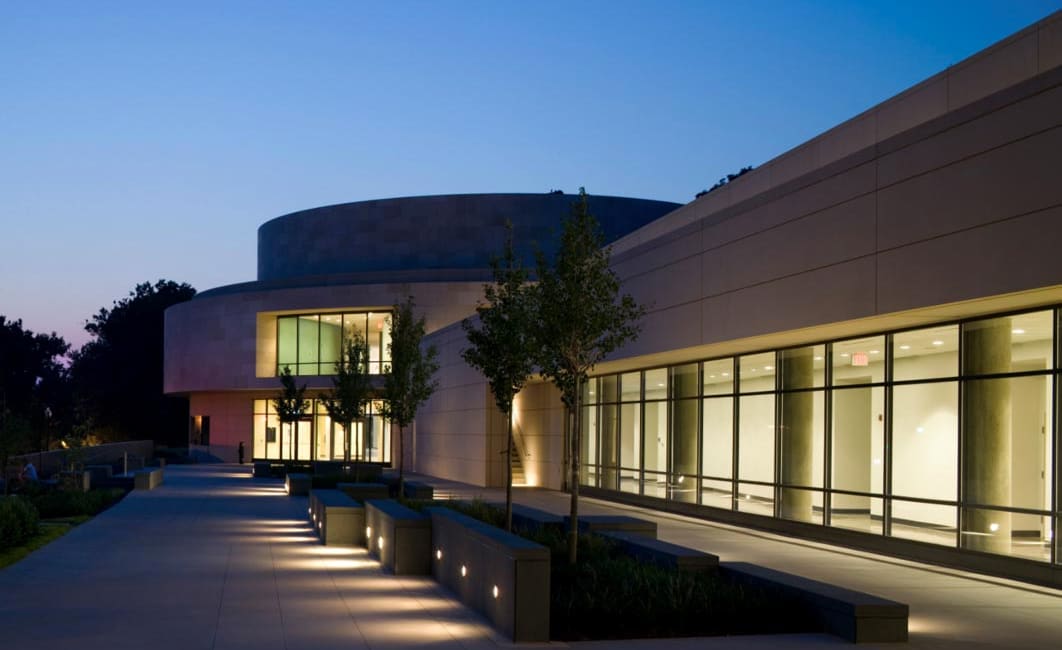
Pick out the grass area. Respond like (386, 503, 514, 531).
(0, 520, 76, 570)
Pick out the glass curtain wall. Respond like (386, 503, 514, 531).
(580, 307, 1059, 565)
(253, 398, 392, 463)
(276, 310, 393, 376)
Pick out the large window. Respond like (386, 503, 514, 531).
(253, 398, 391, 463)
(579, 307, 1060, 566)
(276, 311, 392, 376)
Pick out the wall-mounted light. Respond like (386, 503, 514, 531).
(492, 585, 499, 599)
(460, 565, 467, 577)
(436, 549, 443, 560)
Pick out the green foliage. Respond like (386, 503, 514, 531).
(0, 316, 69, 473)
(319, 333, 372, 464)
(0, 496, 39, 550)
(69, 280, 195, 445)
(462, 223, 537, 530)
(381, 297, 439, 488)
(274, 366, 309, 459)
(0, 520, 70, 570)
(29, 488, 125, 519)
(696, 165, 755, 198)
(533, 188, 646, 562)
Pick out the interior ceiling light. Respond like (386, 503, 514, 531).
(869, 350, 880, 354)
(899, 345, 911, 350)
(1012, 328, 1025, 334)
(932, 340, 944, 346)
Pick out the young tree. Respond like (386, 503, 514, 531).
(534, 188, 646, 564)
(319, 332, 372, 479)
(273, 366, 309, 461)
(380, 297, 439, 497)
(462, 225, 537, 532)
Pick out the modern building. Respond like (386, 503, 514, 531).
(165, 11, 1062, 586)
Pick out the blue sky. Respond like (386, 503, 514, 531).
(2, 0, 1059, 349)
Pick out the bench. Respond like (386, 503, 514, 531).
(364, 499, 431, 575)
(403, 480, 434, 499)
(721, 562, 908, 643)
(489, 502, 563, 532)
(309, 489, 365, 546)
(85, 464, 114, 486)
(428, 507, 550, 642)
(285, 473, 311, 496)
(566, 514, 657, 538)
(597, 530, 718, 572)
(133, 467, 164, 490)
(337, 482, 390, 502)
(252, 461, 272, 478)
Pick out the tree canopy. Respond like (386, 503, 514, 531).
(462, 224, 537, 531)
(319, 333, 372, 468)
(381, 296, 439, 491)
(274, 365, 309, 460)
(69, 280, 195, 444)
(533, 187, 646, 563)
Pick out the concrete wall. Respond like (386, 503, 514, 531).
(164, 280, 485, 394)
(258, 194, 679, 282)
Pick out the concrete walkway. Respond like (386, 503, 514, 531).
(1, 465, 1059, 648)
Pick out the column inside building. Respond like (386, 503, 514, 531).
(962, 317, 1012, 554)
(780, 348, 814, 522)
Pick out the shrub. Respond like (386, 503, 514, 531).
(0, 496, 40, 550)
(30, 488, 125, 519)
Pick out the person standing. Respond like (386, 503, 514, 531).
(238, 441, 245, 465)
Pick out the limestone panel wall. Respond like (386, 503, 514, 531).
(607, 50, 1062, 368)
(258, 194, 679, 282)
(164, 280, 484, 394)
(187, 391, 272, 463)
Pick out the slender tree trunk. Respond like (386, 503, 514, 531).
(568, 381, 582, 565)
(505, 407, 513, 532)
(561, 405, 571, 492)
(397, 423, 405, 499)
(353, 420, 361, 482)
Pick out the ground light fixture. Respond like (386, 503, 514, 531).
(460, 565, 467, 577)
(492, 585, 499, 599)
(436, 549, 443, 560)
(366, 526, 372, 540)
(378, 535, 384, 549)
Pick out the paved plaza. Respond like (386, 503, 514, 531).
(0, 465, 1059, 649)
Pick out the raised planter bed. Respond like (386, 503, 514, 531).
(364, 499, 431, 575)
(285, 473, 311, 496)
(428, 507, 550, 643)
(721, 562, 908, 643)
(252, 461, 272, 478)
(336, 482, 390, 501)
(598, 529, 718, 573)
(308, 489, 364, 546)
(566, 514, 657, 538)
(132, 467, 163, 490)
(403, 480, 434, 499)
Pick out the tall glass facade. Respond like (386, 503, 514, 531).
(276, 311, 392, 376)
(580, 308, 1059, 564)
(252, 398, 392, 463)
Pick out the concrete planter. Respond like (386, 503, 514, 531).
(364, 499, 431, 575)
(285, 473, 310, 496)
(336, 482, 390, 501)
(428, 507, 550, 643)
(308, 489, 364, 546)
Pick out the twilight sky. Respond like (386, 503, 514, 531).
(2, 0, 1059, 350)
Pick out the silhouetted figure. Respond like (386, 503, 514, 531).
(238, 441, 245, 465)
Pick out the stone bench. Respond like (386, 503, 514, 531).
(133, 467, 163, 490)
(403, 480, 434, 500)
(285, 473, 311, 496)
(309, 489, 365, 546)
(252, 461, 272, 478)
(721, 562, 908, 643)
(337, 482, 390, 502)
(598, 530, 718, 572)
(364, 499, 431, 575)
(489, 502, 564, 532)
(428, 507, 550, 643)
(566, 514, 657, 538)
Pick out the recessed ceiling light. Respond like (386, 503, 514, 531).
(1012, 328, 1025, 335)
(657, 382, 664, 387)
(709, 374, 716, 379)
(899, 345, 911, 350)
(764, 365, 773, 371)
(721, 372, 729, 377)
(813, 356, 822, 361)
(869, 350, 880, 355)
(931, 340, 944, 346)
(841, 353, 850, 358)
